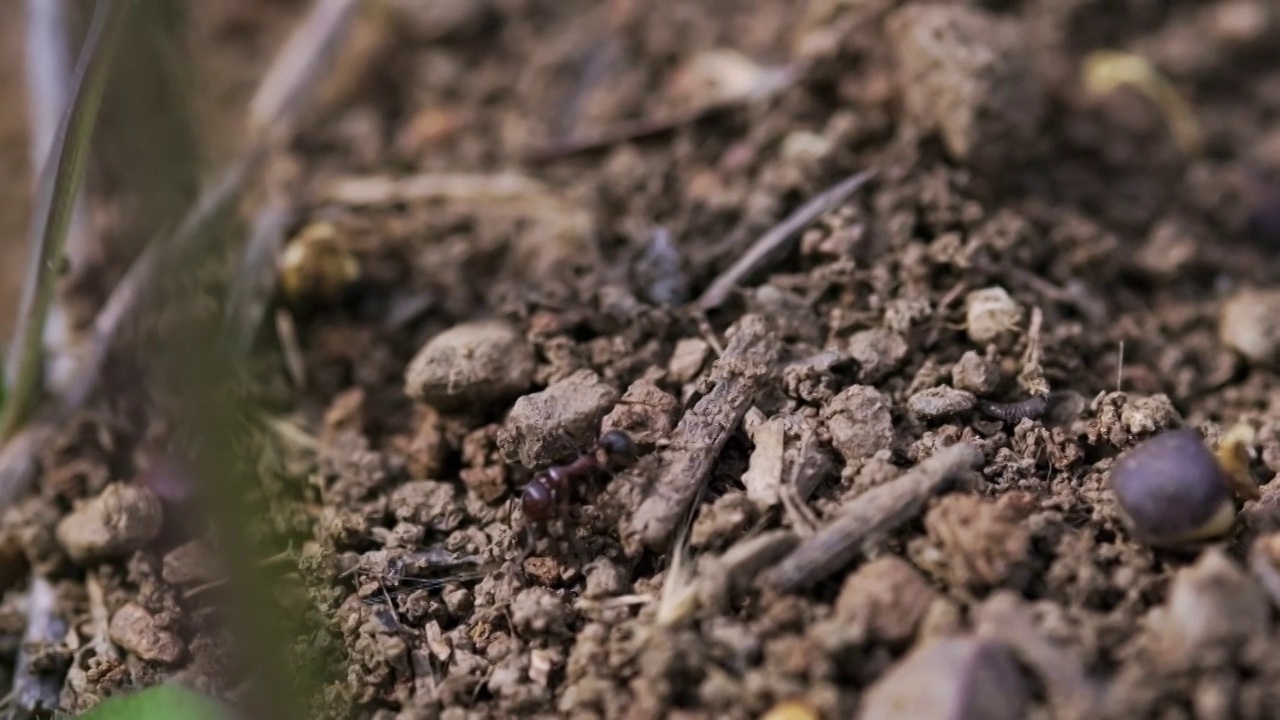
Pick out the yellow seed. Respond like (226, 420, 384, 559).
(1216, 422, 1261, 502)
(760, 699, 821, 720)
(1082, 50, 1202, 156)
(278, 221, 360, 306)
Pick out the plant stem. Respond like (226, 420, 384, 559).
(2, 0, 130, 441)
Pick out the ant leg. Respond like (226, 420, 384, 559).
(512, 522, 541, 583)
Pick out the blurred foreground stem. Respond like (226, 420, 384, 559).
(2, 0, 129, 441)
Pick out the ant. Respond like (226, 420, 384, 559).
(515, 429, 636, 568)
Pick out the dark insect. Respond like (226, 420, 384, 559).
(976, 395, 1048, 423)
(517, 429, 636, 566)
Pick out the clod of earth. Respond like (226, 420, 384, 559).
(919, 492, 1033, 591)
(161, 540, 222, 587)
(108, 602, 185, 665)
(950, 350, 1001, 394)
(846, 328, 908, 384)
(857, 636, 1029, 720)
(834, 556, 940, 646)
(820, 385, 894, 471)
(1108, 428, 1241, 548)
(886, 3, 1045, 175)
(55, 483, 163, 564)
(403, 319, 536, 411)
(498, 368, 621, 468)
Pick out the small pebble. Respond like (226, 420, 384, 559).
(859, 636, 1028, 720)
(404, 319, 536, 410)
(965, 286, 1023, 345)
(55, 484, 163, 564)
(583, 558, 628, 600)
(109, 602, 184, 664)
(1151, 548, 1270, 668)
(1220, 288, 1280, 366)
(497, 369, 621, 467)
(847, 328, 909, 383)
(510, 587, 572, 636)
(908, 385, 976, 421)
(668, 338, 711, 384)
(950, 351, 1001, 394)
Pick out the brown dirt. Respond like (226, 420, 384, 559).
(7, 0, 1280, 718)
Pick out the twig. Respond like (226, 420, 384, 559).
(523, 63, 799, 161)
(696, 529, 799, 616)
(762, 442, 984, 592)
(9, 574, 67, 718)
(626, 314, 779, 553)
(2, 0, 130, 441)
(0, 424, 54, 511)
(223, 200, 296, 353)
(695, 168, 877, 311)
(248, 0, 362, 146)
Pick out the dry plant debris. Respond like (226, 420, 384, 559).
(4, 0, 1280, 717)
(626, 314, 779, 553)
(764, 442, 985, 592)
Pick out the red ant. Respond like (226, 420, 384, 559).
(515, 429, 636, 567)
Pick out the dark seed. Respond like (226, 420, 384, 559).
(1109, 428, 1236, 548)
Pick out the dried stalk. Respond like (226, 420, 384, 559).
(2, 0, 130, 441)
(695, 168, 877, 311)
(763, 442, 984, 591)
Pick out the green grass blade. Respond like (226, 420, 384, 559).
(68, 684, 232, 720)
(1, 0, 131, 440)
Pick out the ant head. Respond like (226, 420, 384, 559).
(522, 481, 555, 522)
(596, 429, 636, 468)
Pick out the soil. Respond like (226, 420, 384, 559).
(5, 0, 1280, 719)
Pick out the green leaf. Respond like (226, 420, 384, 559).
(70, 684, 232, 720)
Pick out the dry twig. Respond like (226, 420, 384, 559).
(695, 168, 877, 311)
(9, 574, 66, 718)
(626, 315, 779, 553)
(762, 442, 984, 592)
